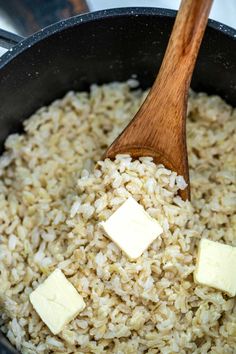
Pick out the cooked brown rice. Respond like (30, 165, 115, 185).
(0, 82, 235, 353)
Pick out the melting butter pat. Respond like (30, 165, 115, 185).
(99, 196, 163, 260)
(30, 269, 85, 335)
(194, 238, 236, 297)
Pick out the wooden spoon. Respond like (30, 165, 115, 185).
(105, 0, 213, 200)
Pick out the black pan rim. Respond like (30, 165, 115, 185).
(0, 7, 235, 70)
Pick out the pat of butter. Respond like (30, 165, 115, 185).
(30, 269, 85, 335)
(99, 196, 163, 260)
(194, 238, 236, 297)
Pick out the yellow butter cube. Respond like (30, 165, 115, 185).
(30, 269, 85, 334)
(194, 238, 236, 297)
(99, 196, 163, 260)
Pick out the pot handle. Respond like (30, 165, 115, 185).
(0, 28, 24, 50)
(0, 0, 89, 36)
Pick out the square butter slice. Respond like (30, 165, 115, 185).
(30, 269, 85, 335)
(194, 238, 236, 297)
(99, 196, 163, 260)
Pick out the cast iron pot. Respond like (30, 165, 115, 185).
(0, 7, 236, 354)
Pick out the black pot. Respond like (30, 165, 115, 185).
(0, 7, 235, 354)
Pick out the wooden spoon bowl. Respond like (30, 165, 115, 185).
(105, 0, 213, 200)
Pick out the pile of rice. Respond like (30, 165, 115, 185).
(0, 81, 235, 353)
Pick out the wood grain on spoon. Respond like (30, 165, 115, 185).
(105, 0, 213, 200)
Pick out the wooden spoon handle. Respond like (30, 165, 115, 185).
(153, 0, 213, 97)
(106, 0, 213, 157)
